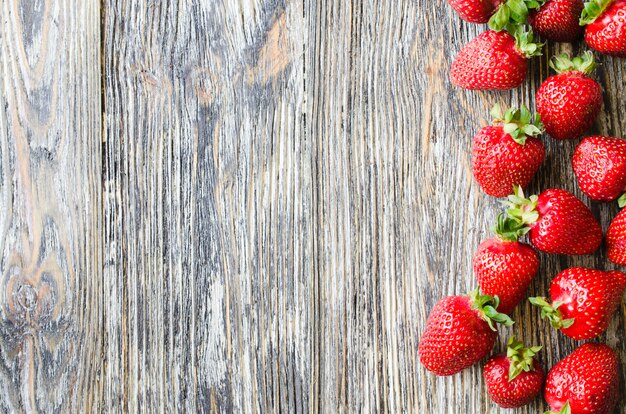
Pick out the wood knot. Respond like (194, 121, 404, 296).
(6, 271, 56, 327)
(15, 284, 37, 311)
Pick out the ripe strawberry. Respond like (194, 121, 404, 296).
(580, 0, 626, 57)
(528, 0, 584, 42)
(544, 343, 620, 414)
(536, 52, 602, 141)
(573, 136, 626, 202)
(448, 0, 504, 23)
(484, 337, 544, 408)
(529, 268, 626, 339)
(418, 289, 514, 376)
(451, 26, 543, 90)
(607, 207, 626, 265)
(448, 0, 540, 25)
(504, 186, 602, 255)
(474, 215, 540, 314)
(472, 105, 545, 197)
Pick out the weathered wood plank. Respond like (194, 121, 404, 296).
(311, 1, 626, 413)
(103, 1, 311, 412)
(99, 1, 626, 413)
(0, 0, 102, 412)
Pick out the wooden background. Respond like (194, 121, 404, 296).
(0, 0, 624, 412)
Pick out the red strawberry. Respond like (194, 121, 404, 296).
(447, 0, 503, 23)
(607, 207, 626, 265)
(474, 215, 540, 314)
(580, 0, 626, 57)
(536, 52, 602, 141)
(504, 186, 602, 255)
(448, 0, 540, 25)
(484, 337, 544, 408)
(528, 0, 584, 42)
(529, 268, 626, 339)
(544, 343, 620, 414)
(451, 27, 543, 90)
(472, 105, 545, 197)
(573, 136, 626, 202)
(418, 289, 514, 376)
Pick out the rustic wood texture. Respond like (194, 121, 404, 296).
(0, 0, 102, 412)
(1, 0, 626, 412)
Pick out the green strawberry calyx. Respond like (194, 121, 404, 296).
(506, 336, 542, 381)
(491, 103, 544, 144)
(528, 297, 575, 330)
(468, 288, 515, 331)
(510, 25, 544, 59)
(618, 193, 626, 208)
(502, 185, 540, 226)
(488, 0, 545, 31)
(580, 0, 613, 25)
(550, 51, 597, 75)
(492, 213, 531, 242)
(545, 401, 572, 414)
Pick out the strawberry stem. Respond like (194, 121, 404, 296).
(502, 185, 540, 226)
(492, 213, 530, 241)
(528, 297, 575, 329)
(580, 0, 613, 25)
(618, 193, 626, 208)
(491, 104, 544, 144)
(488, 0, 545, 31)
(549, 51, 597, 75)
(510, 25, 544, 58)
(506, 336, 542, 381)
(469, 288, 515, 331)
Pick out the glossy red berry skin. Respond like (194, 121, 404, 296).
(472, 126, 545, 197)
(451, 30, 528, 90)
(473, 238, 539, 314)
(536, 71, 602, 140)
(529, 189, 602, 255)
(550, 267, 626, 339)
(529, 0, 584, 42)
(447, 0, 504, 23)
(585, 0, 626, 57)
(484, 355, 544, 408)
(607, 208, 626, 265)
(573, 136, 626, 201)
(418, 296, 497, 376)
(545, 343, 620, 414)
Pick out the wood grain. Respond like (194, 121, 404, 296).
(0, 0, 102, 412)
(0, 0, 625, 412)
(103, 1, 311, 412)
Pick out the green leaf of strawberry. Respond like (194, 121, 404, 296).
(528, 297, 575, 329)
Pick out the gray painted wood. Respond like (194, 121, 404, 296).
(0, 0, 102, 412)
(1, 0, 626, 412)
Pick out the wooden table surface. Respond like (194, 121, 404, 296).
(0, 1, 624, 413)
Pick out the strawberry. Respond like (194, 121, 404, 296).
(536, 52, 602, 141)
(529, 268, 626, 339)
(607, 206, 626, 265)
(451, 26, 543, 90)
(474, 215, 540, 314)
(472, 105, 545, 197)
(580, 0, 626, 57)
(528, 0, 585, 42)
(448, 0, 541, 25)
(573, 136, 626, 202)
(503, 186, 602, 255)
(418, 289, 514, 376)
(544, 343, 620, 414)
(484, 337, 544, 408)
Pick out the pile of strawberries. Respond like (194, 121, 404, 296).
(418, 0, 626, 412)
